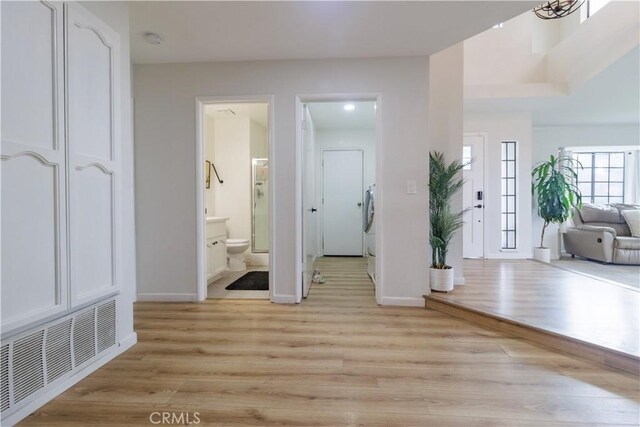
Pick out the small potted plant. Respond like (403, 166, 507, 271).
(429, 151, 468, 292)
(531, 154, 582, 263)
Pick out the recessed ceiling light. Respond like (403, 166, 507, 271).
(143, 32, 163, 45)
(344, 104, 355, 111)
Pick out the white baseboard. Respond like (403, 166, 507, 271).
(2, 332, 137, 426)
(379, 296, 424, 307)
(136, 293, 197, 302)
(486, 252, 532, 260)
(271, 294, 296, 304)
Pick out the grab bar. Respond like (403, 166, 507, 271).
(205, 160, 224, 188)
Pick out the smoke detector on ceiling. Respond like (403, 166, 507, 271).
(143, 32, 163, 45)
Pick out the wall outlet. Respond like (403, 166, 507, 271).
(406, 180, 417, 194)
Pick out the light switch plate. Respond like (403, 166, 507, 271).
(406, 180, 417, 194)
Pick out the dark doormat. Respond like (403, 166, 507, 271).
(225, 271, 269, 290)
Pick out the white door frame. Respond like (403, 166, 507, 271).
(294, 94, 383, 304)
(463, 132, 488, 259)
(195, 95, 275, 302)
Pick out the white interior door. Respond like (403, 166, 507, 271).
(302, 106, 317, 297)
(463, 135, 485, 258)
(322, 150, 364, 256)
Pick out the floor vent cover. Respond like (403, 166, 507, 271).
(1, 345, 9, 412)
(12, 331, 45, 403)
(45, 319, 73, 383)
(73, 309, 96, 367)
(96, 300, 116, 353)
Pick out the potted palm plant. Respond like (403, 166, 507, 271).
(531, 154, 582, 263)
(429, 151, 468, 292)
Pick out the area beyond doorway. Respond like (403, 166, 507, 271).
(295, 96, 381, 304)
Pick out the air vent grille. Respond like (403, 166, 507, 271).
(1, 344, 9, 412)
(12, 331, 45, 403)
(96, 301, 116, 353)
(45, 319, 73, 383)
(73, 309, 96, 367)
(2, 299, 117, 419)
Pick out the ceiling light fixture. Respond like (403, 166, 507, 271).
(344, 104, 355, 111)
(533, 0, 585, 20)
(143, 32, 163, 45)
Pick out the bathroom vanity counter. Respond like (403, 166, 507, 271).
(206, 216, 229, 223)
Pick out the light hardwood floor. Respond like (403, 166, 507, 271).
(430, 259, 639, 359)
(22, 257, 640, 426)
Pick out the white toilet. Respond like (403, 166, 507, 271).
(226, 238, 250, 271)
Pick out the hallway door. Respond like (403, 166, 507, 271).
(463, 135, 485, 258)
(322, 150, 364, 256)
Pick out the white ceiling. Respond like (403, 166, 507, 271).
(308, 101, 376, 130)
(465, 47, 640, 126)
(130, 1, 538, 64)
(204, 102, 269, 128)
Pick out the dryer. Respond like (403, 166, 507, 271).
(364, 183, 376, 282)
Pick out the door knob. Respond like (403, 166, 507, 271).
(310, 208, 317, 213)
(357, 202, 362, 207)
(474, 204, 484, 208)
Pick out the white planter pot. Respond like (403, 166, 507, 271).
(430, 267, 454, 292)
(533, 247, 551, 263)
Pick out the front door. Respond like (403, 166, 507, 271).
(463, 135, 485, 258)
(322, 150, 364, 256)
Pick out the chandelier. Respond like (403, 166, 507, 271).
(533, 0, 585, 20)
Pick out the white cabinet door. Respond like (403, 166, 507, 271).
(66, 3, 121, 306)
(206, 239, 215, 280)
(1, 1, 68, 331)
(211, 240, 227, 277)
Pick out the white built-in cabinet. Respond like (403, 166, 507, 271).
(1, 1, 121, 333)
(206, 219, 228, 282)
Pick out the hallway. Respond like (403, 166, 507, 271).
(22, 258, 639, 426)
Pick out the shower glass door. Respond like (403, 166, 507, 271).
(252, 158, 269, 253)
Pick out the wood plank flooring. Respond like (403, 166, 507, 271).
(22, 257, 640, 426)
(428, 259, 639, 361)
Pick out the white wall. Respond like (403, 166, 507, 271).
(314, 128, 376, 256)
(134, 57, 430, 305)
(464, 13, 548, 86)
(428, 43, 465, 285)
(532, 124, 640, 257)
(464, 113, 533, 259)
(212, 117, 251, 243)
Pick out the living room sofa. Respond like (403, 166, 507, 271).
(563, 203, 640, 265)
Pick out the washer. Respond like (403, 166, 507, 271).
(364, 183, 376, 282)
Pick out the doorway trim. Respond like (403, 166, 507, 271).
(294, 94, 383, 304)
(195, 95, 275, 302)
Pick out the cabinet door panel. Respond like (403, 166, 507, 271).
(71, 166, 115, 300)
(1, 1, 59, 150)
(67, 11, 113, 160)
(66, 3, 121, 306)
(0, 1, 67, 332)
(212, 240, 227, 277)
(1, 156, 62, 327)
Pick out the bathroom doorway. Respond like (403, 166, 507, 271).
(195, 97, 273, 301)
(295, 98, 379, 303)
